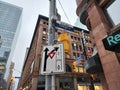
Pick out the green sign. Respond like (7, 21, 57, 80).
(102, 30, 120, 52)
(107, 33, 120, 46)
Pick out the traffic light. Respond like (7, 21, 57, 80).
(72, 61, 77, 72)
(90, 74, 95, 80)
(10, 77, 14, 83)
(58, 33, 70, 54)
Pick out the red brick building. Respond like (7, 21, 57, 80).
(76, 0, 120, 90)
(18, 15, 103, 90)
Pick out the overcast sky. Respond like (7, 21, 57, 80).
(2, 0, 84, 89)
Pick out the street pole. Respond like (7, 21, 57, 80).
(45, 0, 56, 90)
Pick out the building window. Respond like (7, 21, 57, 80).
(72, 43, 75, 50)
(43, 21, 48, 25)
(66, 64, 72, 72)
(43, 28, 47, 34)
(89, 41, 92, 44)
(79, 45, 82, 51)
(42, 36, 47, 44)
(59, 77, 74, 90)
(58, 32, 61, 35)
(77, 53, 80, 57)
(71, 36, 73, 39)
(43, 22, 46, 24)
(85, 40, 89, 45)
(38, 76, 45, 85)
(73, 52, 76, 59)
(78, 37, 80, 41)
(76, 44, 79, 51)
(104, 0, 120, 26)
(77, 66, 85, 73)
(74, 37, 77, 40)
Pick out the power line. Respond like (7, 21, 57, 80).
(58, 0, 71, 24)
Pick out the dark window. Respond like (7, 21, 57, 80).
(74, 37, 77, 40)
(73, 52, 76, 58)
(77, 53, 79, 57)
(43, 22, 46, 24)
(66, 64, 72, 72)
(58, 32, 61, 35)
(71, 36, 73, 39)
(76, 44, 78, 51)
(78, 37, 80, 41)
(59, 77, 74, 89)
(42, 36, 47, 44)
(79, 45, 82, 51)
(43, 28, 47, 34)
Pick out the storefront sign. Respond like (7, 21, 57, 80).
(102, 30, 120, 52)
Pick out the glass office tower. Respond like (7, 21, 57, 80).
(0, 1, 22, 79)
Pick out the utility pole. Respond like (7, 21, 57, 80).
(45, 0, 56, 90)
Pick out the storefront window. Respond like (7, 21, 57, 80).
(59, 77, 74, 90)
(37, 76, 45, 90)
(77, 85, 103, 90)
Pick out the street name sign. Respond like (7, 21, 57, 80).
(55, 21, 74, 31)
(40, 43, 65, 74)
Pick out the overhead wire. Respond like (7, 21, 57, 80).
(57, 0, 71, 24)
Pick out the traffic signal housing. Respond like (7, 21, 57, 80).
(10, 77, 14, 83)
(72, 61, 77, 72)
(58, 33, 70, 55)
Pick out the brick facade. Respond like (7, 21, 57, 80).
(76, 0, 120, 90)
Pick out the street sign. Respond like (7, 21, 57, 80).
(75, 54, 83, 61)
(40, 43, 65, 74)
(55, 21, 74, 31)
(75, 54, 85, 66)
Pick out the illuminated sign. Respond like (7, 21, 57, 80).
(102, 30, 120, 52)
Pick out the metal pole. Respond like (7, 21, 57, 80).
(45, 0, 56, 90)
